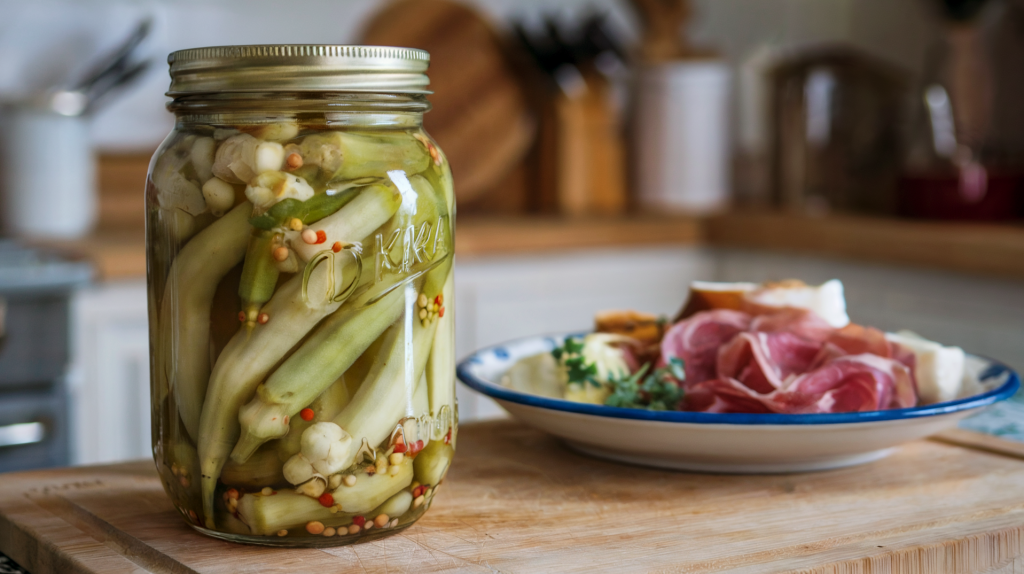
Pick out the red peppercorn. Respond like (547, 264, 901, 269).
(315, 230, 327, 244)
(300, 408, 314, 422)
(438, 306, 445, 318)
(434, 295, 442, 306)
(332, 241, 342, 253)
(352, 515, 366, 527)
(257, 313, 270, 325)
(318, 492, 334, 507)
(238, 311, 246, 322)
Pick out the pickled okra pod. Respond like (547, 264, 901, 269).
(426, 269, 455, 420)
(298, 131, 429, 182)
(231, 286, 406, 463)
(247, 180, 370, 231)
(231, 174, 451, 462)
(197, 182, 412, 527)
(197, 257, 358, 528)
(236, 457, 413, 536)
(289, 183, 402, 263)
(329, 262, 449, 453)
(159, 202, 252, 441)
(238, 230, 282, 327)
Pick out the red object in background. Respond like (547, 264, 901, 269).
(898, 169, 1023, 221)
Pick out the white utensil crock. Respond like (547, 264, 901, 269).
(634, 60, 731, 214)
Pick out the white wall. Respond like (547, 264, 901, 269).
(0, 0, 941, 152)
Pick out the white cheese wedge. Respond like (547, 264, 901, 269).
(745, 279, 850, 328)
(886, 330, 965, 404)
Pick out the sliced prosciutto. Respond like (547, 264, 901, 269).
(658, 305, 919, 415)
(779, 354, 916, 413)
(749, 308, 835, 342)
(683, 378, 775, 414)
(716, 332, 822, 394)
(661, 309, 751, 386)
(685, 354, 916, 415)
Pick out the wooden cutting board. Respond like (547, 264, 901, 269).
(2, 420, 1024, 573)
(361, 0, 536, 210)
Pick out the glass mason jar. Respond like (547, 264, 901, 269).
(147, 45, 456, 546)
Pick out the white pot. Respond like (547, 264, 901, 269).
(1, 109, 97, 239)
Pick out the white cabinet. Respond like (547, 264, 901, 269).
(69, 280, 150, 465)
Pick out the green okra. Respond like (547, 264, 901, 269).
(275, 373, 352, 462)
(291, 184, 402, 263)
(426, 268, 455, 421)
(331, 269, 446, 453)
(377, 490, 413, 520)
(299, 131, 429, 182)
(220, 444, 287, 488)
(238, 230, 281, 327)
(236, 457, 412, 536)
(247, 178, 374, 231)
(197, 264, 352, 529)
(413, 439, 454, 487)
(198, 185, 398, 528)
(332, 456, 414, 514)
(232, 183, 453, 466)
(160, 202, 252, 442)
(236, 489, 352, 536)
(231, 285, 405, 463)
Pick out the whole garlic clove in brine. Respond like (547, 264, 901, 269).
(213, 134, 286, 184)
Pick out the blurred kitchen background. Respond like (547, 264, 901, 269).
(0, 0, 1022, 470)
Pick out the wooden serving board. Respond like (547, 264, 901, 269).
(2, 420, 1024, 573)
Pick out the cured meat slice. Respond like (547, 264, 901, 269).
(716, 333, 780, 393)
(683, 378, 774, 414)
(749, 308, 834, 343)
(717, 332, 822, 394)
(784, 354, 916, 413)
(844, 354, 917, 409)
(807, 342, 849, 371)
(763, 331, 824, 380)
(661, 309, 751, 386)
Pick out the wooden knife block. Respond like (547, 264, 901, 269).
(536, 75, 628, 216)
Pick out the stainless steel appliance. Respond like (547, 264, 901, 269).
(0, 242, 90, 472)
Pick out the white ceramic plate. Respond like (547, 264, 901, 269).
(457, 333, 1020, 473)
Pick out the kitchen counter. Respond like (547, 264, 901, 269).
(38, 154, 1024, 282)
(2, 419, 1024, 573)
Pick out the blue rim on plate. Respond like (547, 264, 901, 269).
(456, 334, 1022, 426)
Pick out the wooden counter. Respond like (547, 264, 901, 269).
(706, 211, 1024, 281)
(2, 420, 1024, 573)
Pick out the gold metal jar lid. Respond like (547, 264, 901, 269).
(167, 45, 431, 96)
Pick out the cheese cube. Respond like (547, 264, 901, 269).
(886, 330, 965, 404)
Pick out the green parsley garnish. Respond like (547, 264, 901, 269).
(551, 337, 602, 388)
(605, 357, 686, 411)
